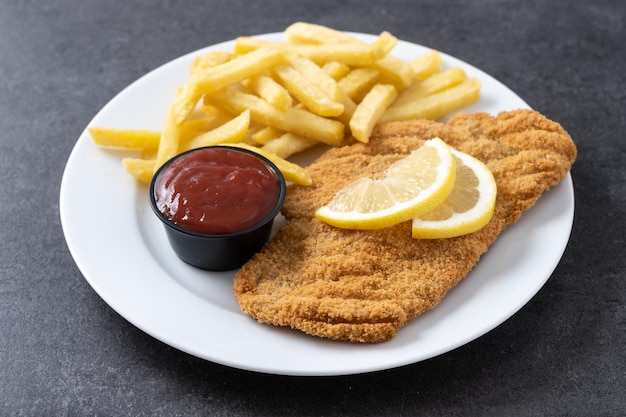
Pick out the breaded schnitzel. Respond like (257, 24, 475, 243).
(233, 109, 577, 343)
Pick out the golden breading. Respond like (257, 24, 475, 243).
(233, 109, 577, 343)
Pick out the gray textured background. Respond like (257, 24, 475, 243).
(1, 0, 625, 415)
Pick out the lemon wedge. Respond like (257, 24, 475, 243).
(411, 148, 497, 239)
(315, 137, 456, 229)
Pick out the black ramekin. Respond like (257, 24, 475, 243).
(149, 146, 286, 271)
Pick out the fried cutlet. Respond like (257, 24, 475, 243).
(233, 109, 577, 343)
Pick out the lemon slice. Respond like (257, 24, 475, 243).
(411, 148, 497, 239)
(316, 137, 456, 229)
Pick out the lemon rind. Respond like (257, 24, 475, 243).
(411, 149, 496, 239)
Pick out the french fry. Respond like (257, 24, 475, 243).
(299, 40, 390, 65)
(349, 84, 398, 143)
(200, 104, 235, 120)
(207, 89, 345, 146)
(282, 54, 358, 125)
(392, 67, 467, 107)
(246, 74, 292, 110)
(250, 126, 284, 145)
(205, 47, 286, 88)
(190, 51, 233, 74)
(380, 78, 481, 123)
(234, 32, 397, 66)
(232, 36, 271, 54)
(173, 52, 234, 125)
(334, 95, 358, 127)
(89, 127, 160, 150)
(338, 68, 380, 102)
(284, 22, 357, 45)
(174, 47, 286, 124)
(262, 133, 318, 159)
(179, 109, 234, 142)
(241, 124, 262, 144)
(410, 50, 443, 80)
(367, 56, 417, 91)
(222, 143, 312, 186)
(322, 61, 351, 80)
(285, 53, 343, 102)
(155, 87, 185, 172)
(273, 64, 344, 117)
(181, 110, 250, 152)
(122, 158, 155, 184)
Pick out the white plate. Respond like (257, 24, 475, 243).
(60, 33, 574, 376)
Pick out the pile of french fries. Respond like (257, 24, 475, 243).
(90, 22, 481, 185)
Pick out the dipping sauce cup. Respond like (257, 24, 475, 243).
(149, 146, 286, 271)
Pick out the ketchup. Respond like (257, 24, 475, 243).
(153, 148, 282, 234)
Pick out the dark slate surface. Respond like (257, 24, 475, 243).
(1, 0, 624, 415)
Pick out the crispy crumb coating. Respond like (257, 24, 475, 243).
(233, 110, 577, 343)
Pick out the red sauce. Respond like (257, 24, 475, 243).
(153, 148, 282, 234)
